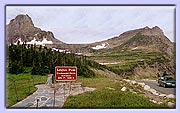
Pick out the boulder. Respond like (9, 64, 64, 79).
(167, 94, 175, 98)
(149, 88, 157, 94)
(131, 80, 137, 84)
(154, 92, 159, 96)
(158, 102, 163, 104)
(132, 91, 137, 94)
(138, 82, 145, 87)
(168, 102, 175, 108)
(121, 87, 127, 92)
(150, 100, 157, 103)
(124, 79, 131, 82)
(159, 94, 167, 98)
(144, 85, 150, 91)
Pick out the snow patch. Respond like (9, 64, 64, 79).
(14, 37, 53, 46)
(42, 38, 53, 45)
(52, 48, 66, 52)
(14, 38, 23, 45)
(75, 53, 83, 55)
(66, 51, 71, 54)
(92, 42, 109, 50)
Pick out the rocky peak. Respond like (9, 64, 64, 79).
(6, 14, 64, 45)
(143, 26, 150, 30)
(152, 26, 164, 34)
(140, 26, 164, 36)
(9, 14, 34, 30)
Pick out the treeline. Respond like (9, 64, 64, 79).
(7, 43, 105, 77)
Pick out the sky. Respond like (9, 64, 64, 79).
(6, 6, 175, 44)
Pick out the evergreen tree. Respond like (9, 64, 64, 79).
(7, 44, 109, 77)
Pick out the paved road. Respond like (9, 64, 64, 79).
(142, 80, 176, 95)
(11, 83, 95, 108)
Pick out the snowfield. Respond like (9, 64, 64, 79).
(14, 37, 53, 46)
(91, 43, 109, 50)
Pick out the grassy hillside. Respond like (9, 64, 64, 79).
(87, 32, 175, 79)
(88, 48, 173, 79)
(63, 69, 168, 108)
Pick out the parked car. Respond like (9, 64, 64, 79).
(158, 76, 176, 88)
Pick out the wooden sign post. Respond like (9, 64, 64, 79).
(55, 66, 77, 81)
(55, 66, 77, 100)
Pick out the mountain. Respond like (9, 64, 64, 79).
(52, 26, 175, 56)
(87, 26, 175, 77)
(6, 14, 64, 45)
(6, 14, 175, 57)
(88, 26, 175, 57)
(6, 14, 175, 78)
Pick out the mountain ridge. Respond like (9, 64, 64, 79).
(6, 14, 175, 57)
(86, 26, 174, 56)
(6, 14, 175, 78)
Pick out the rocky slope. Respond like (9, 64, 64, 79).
(118, 26, 175, 56)
(87, 26, 175, 77)
(59, 26, 175, 58)
(88, 26, 175, 57)
(6, 14, 64, 45)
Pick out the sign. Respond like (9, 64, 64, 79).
(55, 66, 77, 81)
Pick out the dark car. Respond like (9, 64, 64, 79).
(158, 76, 176, 88)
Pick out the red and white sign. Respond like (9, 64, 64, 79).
(55, 66, 77, 81)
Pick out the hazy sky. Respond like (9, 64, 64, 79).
(6, 6, 175, 44)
